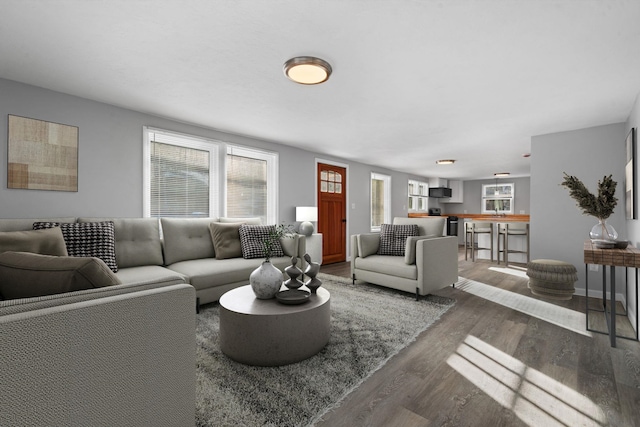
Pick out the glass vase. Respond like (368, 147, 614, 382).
(589, 219, 618, 241)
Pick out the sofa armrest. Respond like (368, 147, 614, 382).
(416, 236, 458, 293)
(0, 284, 196, 427)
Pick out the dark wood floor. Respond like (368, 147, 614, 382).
(317, 249, 640, 427)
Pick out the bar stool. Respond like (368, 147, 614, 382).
(497, 222, 530, 266)
(464, 221, 494, 262)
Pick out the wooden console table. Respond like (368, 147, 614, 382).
(584, 240, 639, 347)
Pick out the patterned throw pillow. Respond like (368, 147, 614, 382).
(238, 224, 284, 260)
(33, 221, 118, 272)
(377, 223, 419, 256)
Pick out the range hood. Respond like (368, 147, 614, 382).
(428, 187, 452, 198)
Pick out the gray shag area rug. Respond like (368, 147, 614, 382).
(195, 273, 455, 427)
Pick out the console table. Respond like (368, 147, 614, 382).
(584, 240, 639, 347)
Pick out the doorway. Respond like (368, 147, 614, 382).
(317, 162, 347, 264)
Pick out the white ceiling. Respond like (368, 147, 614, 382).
(1, 0, 639, 180)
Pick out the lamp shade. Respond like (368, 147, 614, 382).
(296, 206, 318, 236)
(296, 206, 318, 222)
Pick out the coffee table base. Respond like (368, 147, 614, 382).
(219, 286, 331, 366)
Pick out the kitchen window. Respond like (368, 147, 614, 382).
(481, 183, 514, 214)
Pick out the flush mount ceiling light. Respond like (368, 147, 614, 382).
(494, 172, 511, 177)
(283, 56, 332, 85)
(435, 159, 456, 165)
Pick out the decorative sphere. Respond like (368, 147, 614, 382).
(299, 221, 314, 236)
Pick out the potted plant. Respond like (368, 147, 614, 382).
(560, 172, 618, 241)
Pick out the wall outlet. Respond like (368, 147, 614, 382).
(463, 210, 467, 214)
(520, 210, 525, 214)
(589, 264, 599, 272)
(351, 203, 356, 209)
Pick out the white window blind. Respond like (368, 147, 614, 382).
(371, 172, 391, 231)
(144, 128, 219, 218)
(226, 145, 277, 224)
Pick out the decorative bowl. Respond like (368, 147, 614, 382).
(592, 239, 615, 249)
(614, 240, 629, 249)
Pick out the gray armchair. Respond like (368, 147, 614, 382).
(351, 217, 458, 299)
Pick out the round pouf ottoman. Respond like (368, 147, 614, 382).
(526, 259, 578, 300)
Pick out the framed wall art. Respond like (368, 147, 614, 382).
(626, 127, 636, 220)
(7, 115, 78, 192)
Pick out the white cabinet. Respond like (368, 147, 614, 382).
(440, 179, 464, 203)
(408, 179, 428, 212)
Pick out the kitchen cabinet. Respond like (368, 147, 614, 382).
(408, 179, 428, 212)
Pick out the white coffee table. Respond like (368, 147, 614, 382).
(219, 285, 331, 366)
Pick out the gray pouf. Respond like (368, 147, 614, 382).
(526, 259, 578, 300)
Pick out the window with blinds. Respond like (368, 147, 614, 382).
(226, 146, 277, 225)
(371, 172, 391, 231)
(144, 128, 219, 218)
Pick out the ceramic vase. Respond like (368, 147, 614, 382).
(250, 261, 283, 299)
(590, 219, 618, 241)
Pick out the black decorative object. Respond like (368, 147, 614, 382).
(303, 253, 322, 294)
(283, 257, 304, 290)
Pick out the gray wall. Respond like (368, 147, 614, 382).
(530, 123, 628, 313)
(0, 78, 413, 251)
(442, 177, 531, 215)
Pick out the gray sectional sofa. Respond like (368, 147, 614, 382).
(0, 216, 307, 307)
(0, 216, 307, 426)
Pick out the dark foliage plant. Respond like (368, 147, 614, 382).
(560, 173, 618, 220)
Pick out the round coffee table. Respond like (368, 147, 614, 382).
(219, 285, 331, 366)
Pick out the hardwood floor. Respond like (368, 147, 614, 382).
(317, 249, 640, 426)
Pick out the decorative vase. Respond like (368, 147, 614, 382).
(250, 261, 283, 299)
(590, 219, 618, 241)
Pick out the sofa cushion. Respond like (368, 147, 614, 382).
(354, 254, 417, 280)
(33, 221, 118, 272)
(238, 225, 284, 259)
(78, 218, 164, 268)
(161, 218, 215, 265)
(0, 251, 121, 300)
(404, 235, 433, 265)
(0, 227, 68, 256)
(209, 222, 243, 260)
(357, 233, 380, 258)
(378, 224, 418, 256)
(166, 255, 290, 290)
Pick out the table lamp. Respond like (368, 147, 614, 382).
(296, 206, 318, 236)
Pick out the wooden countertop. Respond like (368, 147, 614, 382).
(409, 213, 530, 222)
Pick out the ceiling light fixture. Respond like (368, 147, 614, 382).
(435, 159, 456, 165)
(283, 56, 332, 85)
(494, 172, 510, 177)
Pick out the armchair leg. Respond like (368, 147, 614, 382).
(416, 287, 419, 301)
(352, 274, 355, 285)
(196, 297, 200, 314)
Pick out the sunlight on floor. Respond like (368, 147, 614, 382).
(456, 277, 592, 337)
(489, 265, 529, 278)
(447, 335, 607, 427)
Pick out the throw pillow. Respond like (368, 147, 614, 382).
(238, 224, 284, 259)
(0, 251, 121, 300)
(209, 222, 244, 260)
(0, 227, 68, 256)
(33, 221, 118, 272)
(378, 223, 419, 256)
